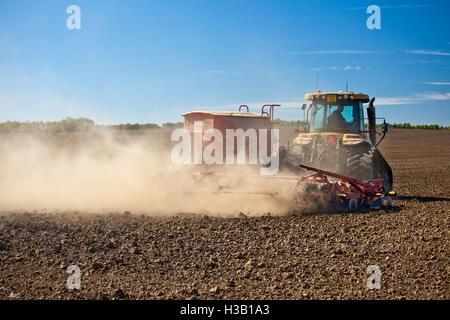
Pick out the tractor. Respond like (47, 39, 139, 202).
(282, 91, 393, 192)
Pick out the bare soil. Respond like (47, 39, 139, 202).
(0, 128, 448, 299)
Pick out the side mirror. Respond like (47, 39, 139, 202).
(301, 103, 307, 110)
(382, 121, 388, 133)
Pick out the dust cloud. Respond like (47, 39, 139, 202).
(0, 129, 294, 216)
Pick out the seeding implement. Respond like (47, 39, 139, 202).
(290, 164, 396, 213)
(196, 163, 396, 214)
(182, 104, 281, 163)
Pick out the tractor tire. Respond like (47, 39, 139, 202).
(346, 144, 374, 182)
(348, 198, 359, 211)
(373, 149, 393, 192)
(381, 196, 392, 208)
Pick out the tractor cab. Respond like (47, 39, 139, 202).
(295, 92, 374, 146)
(306, 92, 369, 134)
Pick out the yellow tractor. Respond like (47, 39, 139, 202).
(282, 91, 393, 191)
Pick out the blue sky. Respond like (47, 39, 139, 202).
(0, 0, 449, 125)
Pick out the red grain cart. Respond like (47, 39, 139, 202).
(182, 104, 280, 163)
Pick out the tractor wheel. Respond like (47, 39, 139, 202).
(348, 198, 359, 211)
(346, 144, 374, 181)
(373, 149, 393, 192)
(381, 196, 392, 208)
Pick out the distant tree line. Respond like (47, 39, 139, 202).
(101, 123, 160, 130)
(0, 117, 96, 133)
(0, 117, 447, 133)
(161, 122, 184, 128)
(274, 119, 308, 127)
(378, 123, 450, 130)
(0, 117, 166, 133)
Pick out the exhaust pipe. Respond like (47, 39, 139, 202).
(367, 97, 376, 145)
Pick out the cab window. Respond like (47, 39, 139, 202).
(310, 100, 363, 133)
(326, 105, 356, 123)
(310, 104, 325, 132)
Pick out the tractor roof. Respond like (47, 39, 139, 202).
(305, 91, 370, 103)
(182, 111, 263, 118)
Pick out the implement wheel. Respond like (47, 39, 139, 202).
(348, 198, 359, 211)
